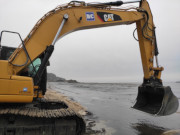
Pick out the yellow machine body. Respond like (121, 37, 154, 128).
(0, 60, 33, 103)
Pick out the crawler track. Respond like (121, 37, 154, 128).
(0, 99, 85, 135)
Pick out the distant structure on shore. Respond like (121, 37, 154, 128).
(47, 73, 78, 83)
(176, 81, 180, 83)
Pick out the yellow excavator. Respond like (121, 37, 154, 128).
(0, 0, 179, 134)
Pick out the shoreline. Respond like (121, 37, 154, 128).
(46, 88, 115, 135)
(45, 89, 87, 116)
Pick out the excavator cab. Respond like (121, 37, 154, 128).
(0, 46, 16, 60)
(0, 46, 47, 96)
(133, 79, 179, 116)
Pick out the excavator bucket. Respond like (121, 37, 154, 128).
(133, 86, 179, 116)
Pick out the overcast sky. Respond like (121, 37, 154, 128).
(0, 0, 180, 82)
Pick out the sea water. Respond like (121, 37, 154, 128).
(48, 82, 180, 135)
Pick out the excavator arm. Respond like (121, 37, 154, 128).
(8, 3, 144, 74)
(0, 0, 178, 115)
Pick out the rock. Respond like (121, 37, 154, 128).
(67, 79, 78, 83)
(47, 73, 78, 83)
(47, 73, 66, 82)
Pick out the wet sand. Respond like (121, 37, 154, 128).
(45, 88, 106, 134)
(48, 82, 180, 135)
(45, 89, 87, 116)
(46, 86, 117, 134)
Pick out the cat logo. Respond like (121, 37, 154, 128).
(104, 14, 114, 22)
(97, 12, 122, 22)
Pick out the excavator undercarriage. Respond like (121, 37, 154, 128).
(0, 100, 85, 135)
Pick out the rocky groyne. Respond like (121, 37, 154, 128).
(47, 73, 78, 83)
